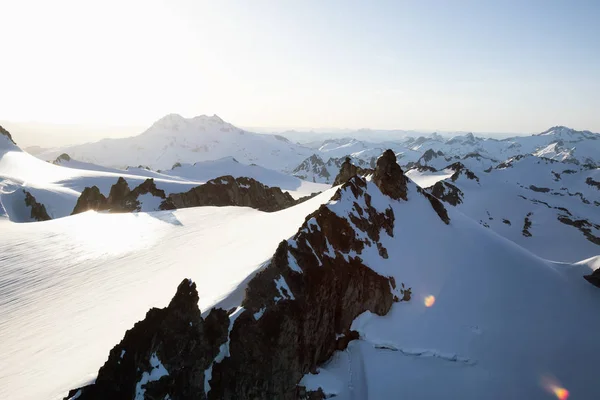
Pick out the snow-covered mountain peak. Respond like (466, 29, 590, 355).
(537, 125, 599, 140)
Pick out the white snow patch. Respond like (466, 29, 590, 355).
(287, 251, 303, 274)
(134, 352, 169, 400)
(254, 307, 266, 320)
(274, 275, 295, 301)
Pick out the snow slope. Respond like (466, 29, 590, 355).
(37, 114, 314, 172)
(0, 139, 327, 222)
(426, 156, 600, 262)
(292, 178, 600, 400)
(0, 189, 337, 400)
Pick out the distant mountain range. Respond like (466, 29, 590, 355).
(31, 115, 600, 180)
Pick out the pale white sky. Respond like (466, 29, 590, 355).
(1, 0, 599, 146)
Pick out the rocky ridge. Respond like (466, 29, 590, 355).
(71, 176, 306, 215)
(65, 149, 450, 400)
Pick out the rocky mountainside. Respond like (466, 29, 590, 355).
(72, 175, 312, 216)
(57, 149, 600, 400)
(65, 150, 426, 399)
(292, 154, 374, 184)
(291, 126, 600, 178)
(425, 155, 600, 261)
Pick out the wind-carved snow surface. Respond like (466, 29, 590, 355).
(134, 353, 169, 400)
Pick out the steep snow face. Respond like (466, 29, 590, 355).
(427, 156, 600, 262)
(0, 188, 337, 400)
(300, 177, 600, 400)
(36, 114, 314, 172)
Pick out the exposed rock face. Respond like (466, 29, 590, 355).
(0, 125, 16, 145)
(293, 154, 373, 184)
(447, 162, 479, 183)
(419, 149, 445, 164)
(72, 178, 167, 215)
(584, 269, 600, 288)
(372, 150, 408, 201)
(23, 190, 51, 221)
(522, 212, 533, 237)
(163, 176, 298, 212)
(63, 280, 230, 400)
(557, 215, 600, 245)
(72, 186, 108, 215)
(332, 157, 373, 186)
(529, 185, 551, 193)
(429, 181, 464, 206)
(417, 187, 451, 225)
(586, 177, 600, 190)
(72, 176, 308, 215)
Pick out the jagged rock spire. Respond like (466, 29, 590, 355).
(372, 149, 408, 201)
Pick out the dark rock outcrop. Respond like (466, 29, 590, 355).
(72, 186, 108, 215)
(429, 181, 464, 206)
(72, 178, 169, 215)
(586, 177, 600, 190)
(557, 215, 600, 245)
(0, 125, 16, 145)
(419, 149, 445, 164)
(163, 176, 298, 212)
(529, 185, 551, 193)
(53, 153, 71, 165)
(522, 212, 533, 237)
(372, 150, 408, 201)
(447, 162, 479, 183)
(584, 269, 600, 288)
(418, 187, 451, 225)
(332, 157, 373, 186)
(72, 176, 310, 215)
(23, 190, 51, 221)
(63, 279, 230, 400)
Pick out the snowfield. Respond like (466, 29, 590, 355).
(0, 189, 337, 400)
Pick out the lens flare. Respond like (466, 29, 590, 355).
(551, 386, 569, 400)
(541, 376, 569, 400)
(424, 295, 435, 307)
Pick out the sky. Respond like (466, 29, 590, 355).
(1, 0, 599, 146)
